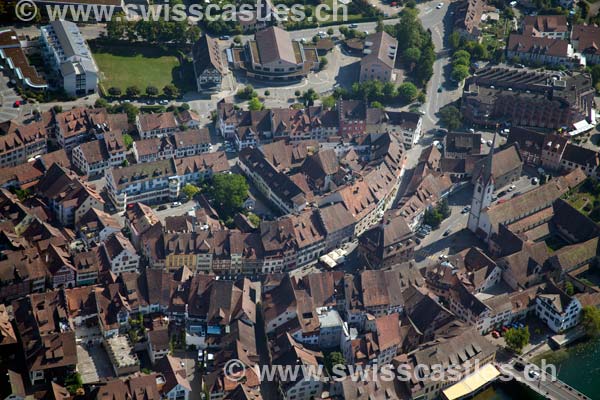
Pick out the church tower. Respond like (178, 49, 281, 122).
(467, 130, 497, 234)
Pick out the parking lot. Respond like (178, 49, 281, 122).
(0, 73, 22, 122)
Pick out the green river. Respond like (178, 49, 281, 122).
(474, 338, 600, 400)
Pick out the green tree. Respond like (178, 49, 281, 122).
(403, 47, 421, 65)
(453, 50, 471, 66)
(423, 208, 443, 228)
(233, 35, 242, 44)
(448, 31, 461, 49)
(319, 56, 328, 70)
(438, 198, 451, 218)
(300, 88, 319, 107)
(321, 95, 336, 109)
(64, 372, 83, 394)
(209, 173, 249, 218)
(248, 97, 264, 111)
(95, 98, 109, 108)
(126, 86, 141, 97)
(371, 101, 384, 109)
(504, 327, 530, 353)
(163, 84, 180, 98)
(146, 86, 159, 96)
(264, 90, 270, 96)
(565, 281, 574, 296)
(121, 103, 139, 123)
(108, 87, 122, 97)
(237, 85, 257, 100)
(439, 105, 462, 131)
(123, 133, 134, 150)
(182, 183, 200, 200)
(398, 82, 418, 103)
(324, 351, 346, 375)
(327, 27, 334, 35)
(451, 64, 470, 82)
(247, 212, 261, 227)
(581, 306, 600, 338)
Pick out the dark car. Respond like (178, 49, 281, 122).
(157, 204, 168, 211)
(437, 86, 443, 93)
(497, 190, 507, 197)
(443, 229, 451, 236)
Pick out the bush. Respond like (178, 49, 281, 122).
(146, 86, 159, 96)
(237, 85, 257, 100)
(108, 87, 122, 96)
(95, 98, 109, 108)
(126, 86, 141, 97)
(163, 84, 180, 98)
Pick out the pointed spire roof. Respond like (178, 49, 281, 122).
(479, 126, 499, 186)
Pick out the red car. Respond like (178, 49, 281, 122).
(491, 331, 500, 338)
(502, 326, 509, 333)
(13, 100, 20, 108)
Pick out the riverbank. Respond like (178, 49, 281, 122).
(529, 337, 600, 399)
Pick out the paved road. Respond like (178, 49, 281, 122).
(417, 0, 461, 133)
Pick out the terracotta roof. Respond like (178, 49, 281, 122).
(508, 34, 570, 57)
(193, 35, 226, 76)
(254, 26, 298, 65)
(571, 24, 600, 54)
(138, 112, 178, 132)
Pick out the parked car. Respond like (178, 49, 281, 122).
(436, 2, 443, 9)
(497, 190, 507, 197)
(528, 369, 540, 379)
(531, 177, 539, 185)
(349, 23, 358, 28)
(171, 201, 182, 207)
(157, 204, 168, 211)
(461, 206, 471, 214)
(508, 184, 516, 192)
(219, 35, 231, 40)
(443, 228, 451, 236)
(491, 331, 500, 338)
(437, 86, 443, 93)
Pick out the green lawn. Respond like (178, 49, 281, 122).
(91, 43, 193, 95)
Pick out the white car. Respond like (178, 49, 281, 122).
(171, 201, 182, 207)
(436, 2, 443, 8)
(486, 140, 493, 146)
(508, 184, 516, 192)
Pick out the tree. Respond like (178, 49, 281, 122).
(327, 27, 334, 35)
(264, 90, 270, 96)
(581, 306, 600, 338)
(300, 89, 319, 107)
(371, 101, 384, 109)
(126, 86, 141, 97)
(163, 84, 179, 98)
(438, 198, 451, 219)
(209, 173, 249, 218)
(324, 351, 346, 375)
(120, 103, 139, 123)
(233, 35, 242, 44)
(439, 105, 462, 131)
(146, 86, 159, 96)
(182, 183, 200, 200)
(64, 372, 83, 394)
(403, 47, 421, 65)
(322, 95, 336, 109)
(247, 212, 261, 227)
(504, 327, 530, 353)
(122, 134, 134, 150)
(248, 97, 264, 111)
(95, 98, 109, 108)
(448, 31, 461, 49)
(398, 82, 418, 103)
(237, 85, 257, 100)
(453, 50, 471, 66)
(565, 281, 574, 296)
(108, 87, 122, 97)
(451, 64, 470, 82)
(423, 208, 443, 228)
(319, 56, 328, 70)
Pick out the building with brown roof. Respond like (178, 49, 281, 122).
(470, 143, 523, 189)
(453, 0, 484, 39)
(571, 24, 600, 64)
(136, 112, 179, 140)
(193, 35, 226, 92)
(232, 26, 318, 81)
(72, 130, 126, 176)
(12, 291, 78, 385)
(359, 31, 398, 83)
(359, 214, 415, 269)
(36, 163, 104, 226)
(522, 15, 568, 39)
(54, 107, 127, 152)
(0, 29, 48, 91)
(507, 34, 582, 67)
(100, 232, 139, 275)
(77, 207, 121, 246)
(0, 118, 49, 169)
(461, 66, 595, 129)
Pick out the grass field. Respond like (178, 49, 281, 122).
(91, 43, 193, 95)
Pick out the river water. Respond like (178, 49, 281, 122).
(474, 338, 600, 399)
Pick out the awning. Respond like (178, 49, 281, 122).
(568, 119, 596, 137)
(442, 364, 500, 400)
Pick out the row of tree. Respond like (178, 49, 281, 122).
(105, 84, 180, 99)
(106, 13, 200, 45)
(332, 80, 425, 105)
